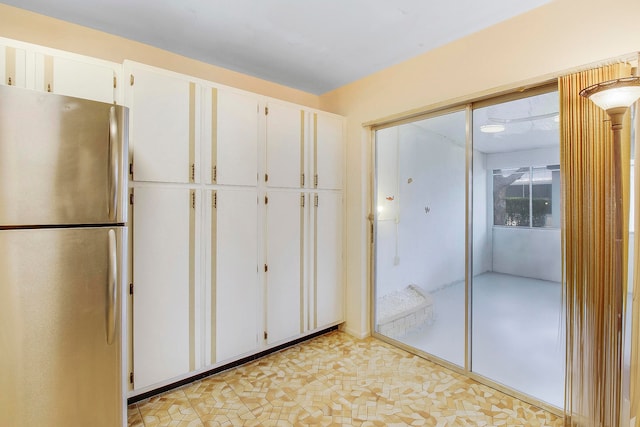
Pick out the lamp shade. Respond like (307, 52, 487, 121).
(579, 76, 640, 111)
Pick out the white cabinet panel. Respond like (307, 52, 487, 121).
(128, 64, 197, 184)
(314, 113, 344, 190)
(45, 56, 117, 104)
(265, 102, 303, 188)
(212, 88, 259, 186)
(0, 45, 29, 88)
(313, 192, 344, 328)
(133, 186, 194, 389)
(212, 189, 259, 362)
(0, 40, 118, 102)
(265, 191, 303, 344)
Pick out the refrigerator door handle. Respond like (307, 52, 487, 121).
(106, 229, 117, 345)
(108, 107, 119, 221)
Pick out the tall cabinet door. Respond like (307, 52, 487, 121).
(133, 186, 197, 389)
(0, 44, 28, 88)
(265, 191, 303, 344)
(313, 192, 344, 328)
(211, 189, 259, 362)
(126, 63, 198, 184)
(265, 102, 304, 188)
(313, 113, 344, 190)
(210, 88, 259, 186)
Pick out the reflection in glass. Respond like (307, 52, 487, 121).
(374, 110, 466, 367)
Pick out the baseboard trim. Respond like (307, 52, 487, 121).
(127, 325, 339, 405)
(340, 323, 370, 339)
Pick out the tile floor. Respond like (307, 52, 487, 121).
(128, 330, 563, 426)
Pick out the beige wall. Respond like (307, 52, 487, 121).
(0, 3, 321, 108)
(319, 0, 640, 338)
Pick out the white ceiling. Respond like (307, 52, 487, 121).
(473, 91, 559, 154)
(2, 0, 551, 94)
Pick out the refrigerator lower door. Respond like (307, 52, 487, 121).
(0, 227, 125, 427)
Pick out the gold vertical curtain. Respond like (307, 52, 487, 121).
(560, 63, 632, 427)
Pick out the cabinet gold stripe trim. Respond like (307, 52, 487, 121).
(189, 82, 196, 183)
(210, 190, 217, 364)
(313, 113, 318, 188)
(300, 110, 305, 188)
(299, 192, 305, 333)
(44, 55, 54, 93)
(5, 47, 16, 85)
(189, 189, 196, 371)
(211, 88, 218, 183)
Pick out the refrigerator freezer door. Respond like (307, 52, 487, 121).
(0, 85, 128, 227)
(0, 227, 125, 427)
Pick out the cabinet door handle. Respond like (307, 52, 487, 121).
(106, 229, 117, 345)
(107, 107, 119, 221)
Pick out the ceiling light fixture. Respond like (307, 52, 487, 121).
(480, 124, 505, 133)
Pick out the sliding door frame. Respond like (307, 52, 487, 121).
(368, 81, 562, 416)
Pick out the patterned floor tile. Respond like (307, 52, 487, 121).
(129, 331, 563, 426)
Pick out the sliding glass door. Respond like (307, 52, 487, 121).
(373, 87, 565, 410)
(471, 91, 564, 408)
(374, 109, 466, 367)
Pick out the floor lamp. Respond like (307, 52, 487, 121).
(579, 75, 640, 424)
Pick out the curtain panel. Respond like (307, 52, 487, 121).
(560, 63, 632, 427)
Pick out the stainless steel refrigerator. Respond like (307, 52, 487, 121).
(0, 85, 128, 427)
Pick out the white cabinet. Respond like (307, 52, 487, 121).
(313, 113, 344, 190)
(206, 87, 259, 186)
(124, 60, 344, 394)
(312, 192, 344, 328)
(265, 191, 303, 344)
(0, 39, 120, 103)
(0, 44, 28, 88)
(264, 106, 344, 191)
(265, 101, 304, 189)
(264, 190, 343, 342)
(209, 189, 260, 362)
(132, 186, 198, 389)
(126, 62, 199, 184)
(36, 54, 118, 104)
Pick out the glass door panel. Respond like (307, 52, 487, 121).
(471, 90, 565, 408)
(374, 110, 466, 367)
